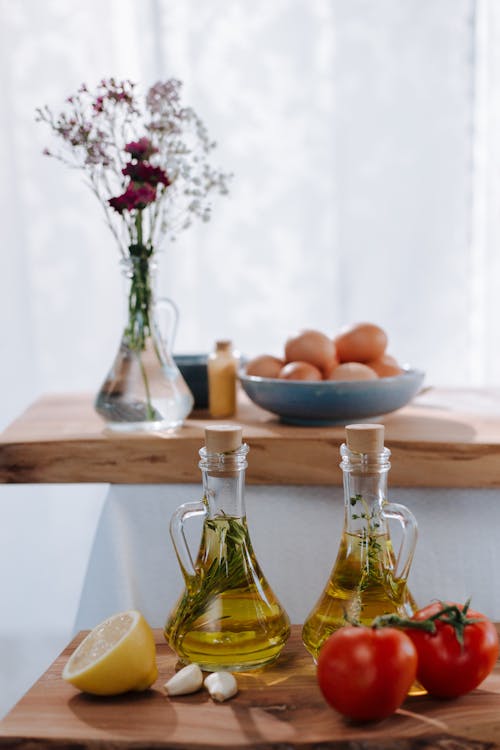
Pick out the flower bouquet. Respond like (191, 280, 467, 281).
(37, 79, 230, 431)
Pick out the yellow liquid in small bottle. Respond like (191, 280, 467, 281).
(165, 516, 290, 671)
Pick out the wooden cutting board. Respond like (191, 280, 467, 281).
(1, 626, 500, 749)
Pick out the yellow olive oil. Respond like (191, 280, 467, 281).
(303, 425, 424, 695)
(302, 530, 417, 662)
(165, 515, 290, 671)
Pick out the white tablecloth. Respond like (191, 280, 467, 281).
(75, 483, 500, 629)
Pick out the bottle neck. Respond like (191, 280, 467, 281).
(340, 442, 390, 533)
(199, 443, 248, 519)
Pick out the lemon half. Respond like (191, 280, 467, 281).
(62, 610, 158, 695)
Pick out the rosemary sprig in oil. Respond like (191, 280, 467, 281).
(166, 513, 252, 641)
(350, 494, 404, 599)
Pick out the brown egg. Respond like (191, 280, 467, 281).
(334, 323, 388, 363)
(245, 354, 284, 378)
(284, 329, 337, 376)
(366, 353, 403, 378)
(329, 362, 378, 381)
(323, 361, 342, 380)
(279, 361, 323, 381)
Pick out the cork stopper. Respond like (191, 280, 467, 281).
(345, 424, 384, 454)
(215, 340, 232, 353)
(205, 424, 242, 453)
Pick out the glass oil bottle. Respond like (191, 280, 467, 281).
(164, 425, 290, 671)
(302, 423, 418, 662)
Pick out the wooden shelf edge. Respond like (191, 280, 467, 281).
(2, 391, 500, 487)
(1, 437, 500, 487)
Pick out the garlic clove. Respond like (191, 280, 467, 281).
(164, 663, 203, 696)
(204, 671, 238, 702)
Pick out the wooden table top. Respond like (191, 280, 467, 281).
(2, 625, 500, 749)
(1, 388, 500, 487)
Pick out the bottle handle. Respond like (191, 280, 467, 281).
(169, 500, 207, 585)
(154, 296, 179, 354)
(382, 501, 418, 582)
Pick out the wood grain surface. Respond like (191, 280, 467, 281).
(1, 388, 500, 486)
(1, 626, 500, 749)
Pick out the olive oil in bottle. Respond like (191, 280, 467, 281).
(165, 425, 290, 671)
(302, 424, 418, 662)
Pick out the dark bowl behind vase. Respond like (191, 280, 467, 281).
(174, 354, 209, 410)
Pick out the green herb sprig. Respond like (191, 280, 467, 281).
(166, 513, 251, 643)
(349, 493, 403, 600)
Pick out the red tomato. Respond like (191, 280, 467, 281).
(316, 626, 417, 722)
(407, 602, 499, 698)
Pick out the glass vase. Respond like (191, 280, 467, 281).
(94, 256, 194, 432)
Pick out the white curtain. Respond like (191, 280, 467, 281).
(3, 0, 499, 433)
(1, 0, 499, 719)
(472, 0, 500, 385)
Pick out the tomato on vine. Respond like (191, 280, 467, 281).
(316, 625, 417, 722)
(405, 601, 499, 698)
(316, 600, 499, 723)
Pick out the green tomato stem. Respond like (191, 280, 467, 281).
(371, 598, 485, 648)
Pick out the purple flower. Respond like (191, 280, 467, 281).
(85, 141, 112, 166)
(128, 183, 157, 208)
(93, 96, 104, 113)
(146, 79, 181, 113)
(37, 76, 230, 245)
(108, 182, 157, 214)
(96, 79, 136, 109)
(108, 193, 129, 214)
(124, 137, 157, 161)
(122, 161, 170, 187)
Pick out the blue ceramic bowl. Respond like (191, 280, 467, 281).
(174, 354, 209, 409)
(239, 367, 425, 426)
